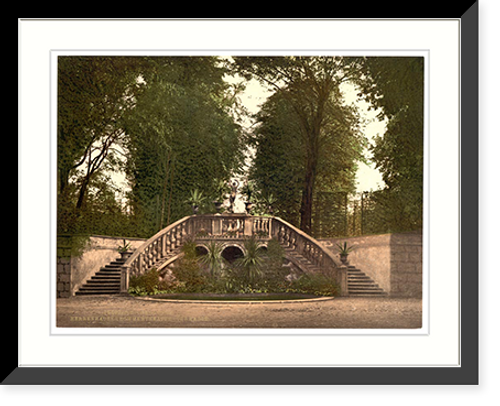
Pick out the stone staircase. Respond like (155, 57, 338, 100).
(284, 246, 387, 297)
(75, 257, 125, 295)
(282, 247, 323, 274)
(347, 266, 387, 297)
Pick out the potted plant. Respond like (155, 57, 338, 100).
(212, 179, 229, 213)
(261, 193, 277, 215)
(185, 189, 206, 214)
(117, 239, 132, 260)
(335, 242, 355, 265)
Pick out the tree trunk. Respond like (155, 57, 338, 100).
(159, 151, 171, 230)
(299, 154, 318, 235)
(76, 177, 90, 210)
(298, 113, 322, 235)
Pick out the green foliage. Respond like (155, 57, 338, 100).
(198, 241, 226, 276)
(234, 236, 266, 285)
(129, 268, 160, 295)
(170, 239, 205, 292)
(289, 272, 339, 297)
(248, 93, 307, 224)
(124, 57, 244, 236)
(171, 259, 206, 293)
(355, 57, 424, 232)
(249, 87, 364, 231)
(335, 242, 355, 255)
(233, 56, 365, 234)
(57, 234, 90, 258)
(185, 189, 206, 208)
(57, 57, 143, 235)
(117, 239, 131, 253)
(136, 238, 339, 297)
(57, 56, 244, 239)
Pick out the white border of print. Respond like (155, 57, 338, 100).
(19, 19, 458, 367)
(48, 48, 430, 338)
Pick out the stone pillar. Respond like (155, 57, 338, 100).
(337, 265, 348, 297)
(121, 265, 130, 294)
(244, 216, 254, 236)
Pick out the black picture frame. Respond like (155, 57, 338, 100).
(9, 7, 479, 386)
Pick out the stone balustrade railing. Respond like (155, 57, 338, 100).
(270, 217, 347, 294)
(120, 214, 346, 295)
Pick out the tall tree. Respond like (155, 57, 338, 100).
(57, 56, 144, 233)
(233, 56, 364, 233)
(249, 93, 304, 224)
(250, 87, 363, 232)
(124, 57, 244, 236)
(355, 57, 424, 231)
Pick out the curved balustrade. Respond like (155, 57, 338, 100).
(270, 217, 347, 295)
(120, 216, 192, 292)
(120, 214, 347, 295)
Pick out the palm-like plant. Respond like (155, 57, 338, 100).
(335, 242, 355, 265)
(198, 241, 226, 277)
(335, 242, 355, 256)
(236, 236, 265, 284)
(185, 189, 206, 214)
(260, 193, 277, 215)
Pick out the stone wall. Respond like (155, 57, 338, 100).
(56, 235, 146, 297)
(319, 231, 422, 298)
(389, 232, 423, 298)
(56, 237, 72, 298)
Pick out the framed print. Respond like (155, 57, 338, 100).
(11, 10, 478, 385)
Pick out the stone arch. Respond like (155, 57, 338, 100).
(256, 242, 268, 252)
(194, 245, 208, 257)
(221, 245, 244, 264)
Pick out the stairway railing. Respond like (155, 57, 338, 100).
(270, 217, 347, 295)
(120, 214, 347, 295)
(120, 216, 192, 292)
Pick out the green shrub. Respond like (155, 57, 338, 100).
(129, 268, 160, 295)
(171, 241, 206, 292)
(234, 236, 265, 286)
(289, 272, 339, 296)
(198, 241, 225, 276)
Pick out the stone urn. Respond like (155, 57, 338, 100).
(119, 250, 133, 261)
(214, 201, 224, 212)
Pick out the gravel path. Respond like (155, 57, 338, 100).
(57, 295, 422, 329)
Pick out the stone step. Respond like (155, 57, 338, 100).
(79, 283, 120, 289)
(104, 265, 122, 270)
(76, 257, 125, 296)
(85, 280, 121, 285)
(282, 243, 387, 297)
(96, 270, 121, 275)
(349, 281, 374, 285)
(349, 285, 384, 291)
(349, 286, 380, 291)
(94, 275, 120, 280)
(75, 290, 121, 296)
(349, 285, 385, 290)
(346, 268, 387, 296)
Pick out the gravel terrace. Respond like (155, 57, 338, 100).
(56, 295, 422, 329)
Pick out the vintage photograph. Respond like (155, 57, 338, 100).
(55, 54, 424, 330)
